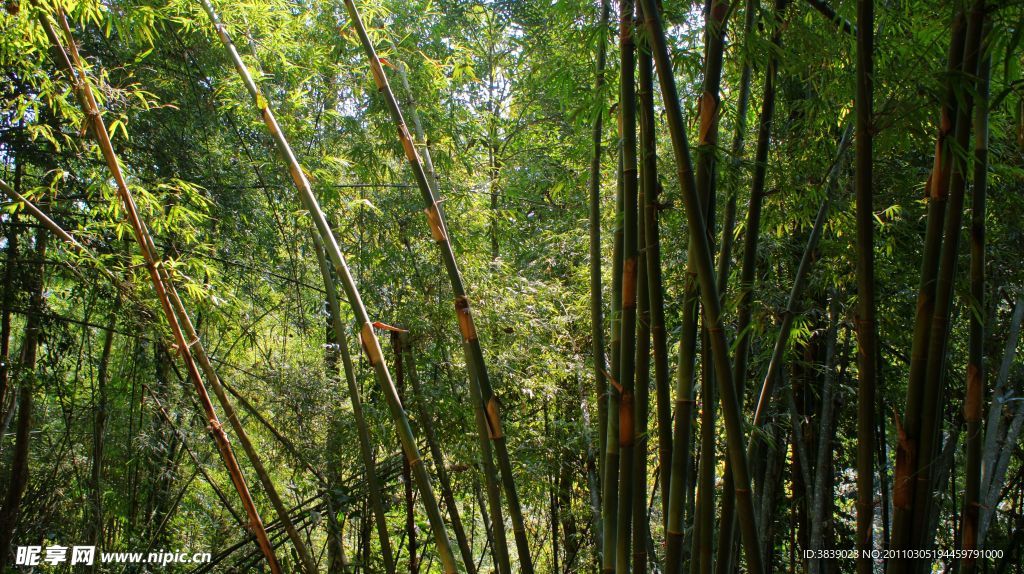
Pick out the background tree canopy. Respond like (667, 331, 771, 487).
(0, 0, 1022, 572)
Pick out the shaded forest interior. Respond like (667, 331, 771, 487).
(1, 0, 1023, 572)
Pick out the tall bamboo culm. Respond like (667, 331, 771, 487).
(398, 333, 478, 574)
(854, 0, 877, 571)
(312, 237, 397, 573)
(636, 0, 671, 532)
(638, 3, 765, 574)
(889, 11, 967, 570)
(961, 34, 990, 574)
(338, 3, 532, 571)
(590, 0, 611, 510)
(31, 6, 281, 571)
(614, 0, 640, 570)
(196, 1, 459, 570)
(910, 1, 985, 562)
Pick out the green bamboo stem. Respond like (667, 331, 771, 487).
(312, 237, 397, 574)
(750, 123, 853, 430)
(197, 1, 458, 570)
(854, 1, 878, 570)
(35, 8, 281, 570)
(665, 272, 698, 574)
(633, 99, 652, 574)
(911, 0, 985, 559)
(693, 367, 715, 574)
(716, 1, 787, 570)
(637, 3, 764, 573)
(337, 3, 532, 570)
(604, 148, 625, 573)
(399, 333, 478, 574)
(591, 0, 612, 509)
(615, 0, 640, 569)
(961, 40, 990, 574)
(889, 11, 967, 569)
(636, 0, 671, 533)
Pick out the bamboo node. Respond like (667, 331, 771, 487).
(424, 205, 447, 242)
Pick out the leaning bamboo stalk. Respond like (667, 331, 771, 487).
(196, 1, 459, 570)
(715, 1, 784, 568)
(337, 3, 531, 570)
(312, 236, 398, 574)
(962, 33, 990, 574)
(159, 268, 317, 574)
(398, 332, 478, 574)
(33, 8, 281, 571)
(750, 123, 853, 430)
(731, 0, 788, 426)
(637, 3, 764, 573)
(60, 14, 316, 569)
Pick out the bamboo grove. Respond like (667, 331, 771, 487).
(0, 0, 1022, 572)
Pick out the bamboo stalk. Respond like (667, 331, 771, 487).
(590, 0, 612, 511)
(718, 1, 788, 569)
(911, 1, 985, 558)
(399, 333, 478, 574)
(615, 0, 640, 569)
(637, 0, 671, 534)
(854, 1, 878, 570)
(750, 123, 853, 430)
(633, 98, 652, 574)
(604, 139, 625, 574)
(962, 35, 991, 574)
(638, 3, 764, 573)
(337, 3, 531, 570)
(197, 1, 459, 569)
(312, 237, 397, 573)
(889, 11, 968, 568)
(32, 8, 281, 570)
